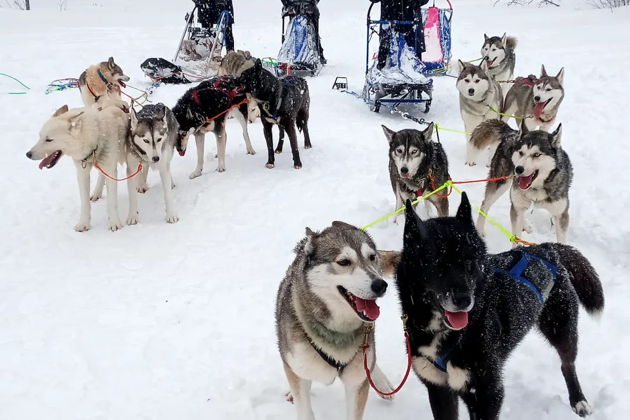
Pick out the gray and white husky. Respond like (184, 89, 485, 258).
(503, 65, 565, 131)
(276, 222, 396, 420)
(474, 120, 572, 243)
(124, 103, 180, 225)
(481, 33, 517, 85)
(456, 60, 503, 166)
(26, 100, 130, 232)
(383, 123, 450, 221)
(78, 57, 130, 106)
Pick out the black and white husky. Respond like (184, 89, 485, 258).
(383, 123, 450, 221)
(276, 222, 396, 420)
(473, 120, 572, 243)
(172, 76, 256, 178)
(237, 59, 312, 169)
(481, 33, 517, 86)
(394, 194, 603, 419)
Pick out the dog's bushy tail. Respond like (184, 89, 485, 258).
(506, 36, 518, 50)
(471, 119, 515, 150)
(555, 244, 604, 316)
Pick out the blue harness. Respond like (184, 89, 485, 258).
(431, 252, 558, 372)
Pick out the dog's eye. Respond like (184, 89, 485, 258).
(369, 254, 376, 262)
(465, 78, 471, 83)
(474, 80, 480, 84)
(519, 151, 524, 157)
(337, 259, 352, 267)
(45, 138, 53, 143)
(533, 152, 541, 158)
(545, 87, 551, 92)
(143, 139, 150, 144)
(491, 48, 496, 52)
(156, 138, 162, 143)
(410, 149, 418, 155)
(396, 148, 404, 155)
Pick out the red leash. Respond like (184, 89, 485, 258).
(362, 316, 413, 396)
(94, 161, 143, 182)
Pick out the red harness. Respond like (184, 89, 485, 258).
(191, 77, 245, 105)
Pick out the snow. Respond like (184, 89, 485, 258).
(1, 1, 629, 419)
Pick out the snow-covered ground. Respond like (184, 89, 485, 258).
(1, 1, 629, 419)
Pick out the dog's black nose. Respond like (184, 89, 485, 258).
(152, 156, 160, 162)
(534, 95, 541, 102)
(400, 167, 408, 174)
(371, 279, 388, 297)
(515, 166, 524, 175)
(468, 88, 475, 95)
(451, 293, 472, 310)
(26, 151, 32, 159)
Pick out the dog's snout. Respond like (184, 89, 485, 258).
(468, 88, 475, 95)
(400, 166, 409, 174)
(515, 166, 524, 175)
(152, 156, 160, 163)
(26, 151, 32, 159)
(371, 279, 388, 297)
(451, 293, 472, 310)
(534, 95, 541, 102)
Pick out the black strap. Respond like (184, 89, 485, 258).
(305, 334, 347, 371)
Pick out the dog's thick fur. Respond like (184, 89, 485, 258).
(78, 57, 130, 106)
(394, 194, 603, 419)
(276, 222, 396, 420)
(237, 59, 311, 169)
(456, 60, 503, 166)
(382, 123, 450, 220)
(218, 50, 256, 76)
(481, 33, 517, 85)
(474, 120, 573, 243)
(503, 65, 565, 131)
(26, 100, 130, 232)
(172, 76, 255, 178)
(124, 103, 180, 224)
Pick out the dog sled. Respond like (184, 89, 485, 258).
(276, 1, 325, 77)
(140, 7, 232, 84)
(362, 0, 453, 114)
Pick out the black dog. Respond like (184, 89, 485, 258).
(395, 193, 603, 419)
(172, 76, 254, 178)
(237, 59, 311, 169)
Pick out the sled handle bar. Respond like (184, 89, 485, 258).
(173, 5, 197, 62)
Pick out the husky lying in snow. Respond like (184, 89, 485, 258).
(394, 194, 603, 419)
(26, 100, 130, 232)
(473, 120, 573, 244)
(276, 222, 397, 420)
(78, 57, 130, 106)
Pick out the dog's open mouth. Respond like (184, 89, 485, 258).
(337, 286, 380, 322)
(533, 98, 552, 119)
(517, 170, 538, 189)
(400, 172, 411, 179)
(486, 57, 497, 68)
(443, 309, 469, 330)
(117, 79, 127, 88)
(39, 150, 62, 169)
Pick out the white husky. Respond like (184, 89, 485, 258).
(26, 100, 130, 232)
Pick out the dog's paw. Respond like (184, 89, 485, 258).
(74, 222, 90, 232)
(274, 149, 282, 154)
(126, 214, 139, 226)
(265, 163, 275, 169)
(214, 153, 218, 158)
(171, 181, 176, 189)
(89, 193, 102, 202)
(304, 145, 312, 149)
(136, 184, 149, 194)
(189, 170, 202, 179)
(109, 219, 124, 232)
(285, 392, 294, 404)
(216, 167, 226, 173)
(166, 213, 179, 224)
(247, 149, 256, 155)
(294, 164, 302, 170)
(573, 401, 593, 417)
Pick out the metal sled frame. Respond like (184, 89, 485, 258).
(363, 1, 433, 114)
(279, 2, 322, 77)
(173, 8, 231, 65)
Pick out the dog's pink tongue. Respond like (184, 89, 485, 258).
(444, 311, 469, 329)
(178, 149, 186, 157)
(355, 297, 380, 321)
(533, 102, 546, 119)
(38, 153, 57, 169)
(518, 174, 533, 189)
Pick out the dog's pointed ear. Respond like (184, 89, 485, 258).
(501, 32, 507, 45)
(483, 33, 489, 42)
(555, 67, 565, 84)
(303, 227, 317, 255)
(68, 111, 84, 130)
(130, 106, 138, 130)
(255, 58, 263, 72)
(378, 250, 400, 277)
(540, 64, 548, 78)
(457, 59, 466, 73)
(518, 118, 529, 136)
(403, 199, 428, 246)
(456, 192, 473, 225)
(382, 125, 396, 144)
(422, 122, 434, 141)
(155, 103, 166, 120)
(332, 221, 356, 230)
(479, 59, 488, 72)
(53, 105, 69, 117)
(108, 57, 115, 69)
(550, 124, 562, 148)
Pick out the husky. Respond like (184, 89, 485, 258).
(394, 194, 603, 419)
(123, 103, 180, 225)
(78, 57, 130, 105)
(276, 222, 397, 420)
(26, 100, 130, 232)
(481, 33, 517, 85)
(172, 76, 256, 178)
(382, 123, 450, 221)
(218, 50, 256, 76)
(456, 60, 503, 166)
(237, 59, 312, 169)
(503, 65, 565, 131)
(474, 120, 572, 243)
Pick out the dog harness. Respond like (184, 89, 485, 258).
(191, 77, 245, 105)
(429, 252, 558, 373)
(304, 333, 348, 372)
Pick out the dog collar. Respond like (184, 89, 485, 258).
(80, 146, 98, 168)
(304, 332, 348, 372)
(97, 69, 113, 89)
